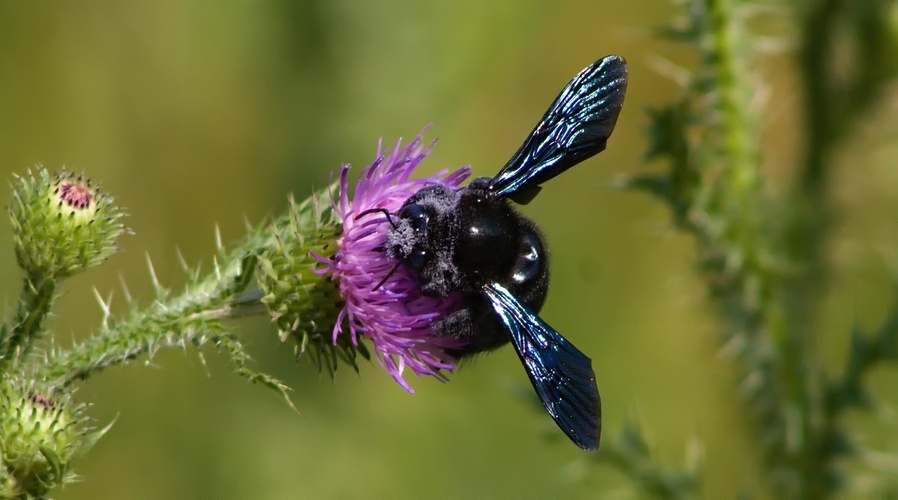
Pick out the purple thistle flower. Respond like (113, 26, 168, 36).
(314, 130, 471, 392)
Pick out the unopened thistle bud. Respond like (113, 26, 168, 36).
(9, 169, 127, 279)
(0, 378, 101, 497)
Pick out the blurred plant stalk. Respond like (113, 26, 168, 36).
(604, 0, 898, 498)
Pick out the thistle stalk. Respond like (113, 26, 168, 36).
(621, 0, 898, 497)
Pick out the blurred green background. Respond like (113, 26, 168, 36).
(1, 1, 896, 498)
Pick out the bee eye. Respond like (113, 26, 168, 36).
(406, 247, 429, 271)
(399, 204, 430, 231)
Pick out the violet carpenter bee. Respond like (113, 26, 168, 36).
(386, 55, 627, 450)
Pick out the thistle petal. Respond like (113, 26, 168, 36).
(318, 131, 471, 392)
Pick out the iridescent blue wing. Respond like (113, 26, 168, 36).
(483, 283, 601, 450)
(489, 55, 628, 204)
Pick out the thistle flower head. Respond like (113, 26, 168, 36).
(9, 169, 127, 278)
(315, 132, 471, 392)
(0, 377, 105, 497)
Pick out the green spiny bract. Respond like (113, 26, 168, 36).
(0, 377, 106, 497)
(9, 168, 127, 280)
(256, 191, 367, 376)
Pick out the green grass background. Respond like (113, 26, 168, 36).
(1, 1, 896, 498)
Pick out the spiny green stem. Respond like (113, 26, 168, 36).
(647, 0, 812, 496)
(36, 212, 279, 387)
(704, 0, 797, 467)
(39, 256, 256, 388)
(706, 1, 823, 496)
(629, 0, 897, 497)
(706, 0, 757, 201)
(1, 274, 58, 372)
(36, 187, 342, 398)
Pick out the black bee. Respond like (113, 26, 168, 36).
(386, 55, 627, 450)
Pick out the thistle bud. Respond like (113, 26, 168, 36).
(9, 169, 127, 278)
(0, 378, 101, 497)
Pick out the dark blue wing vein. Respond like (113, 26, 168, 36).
(484, 282, 601, 450)
(489, 55, 628, 203)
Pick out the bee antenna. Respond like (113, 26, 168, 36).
(356, 207, 397, 229)
(373, 260, 402, 291)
